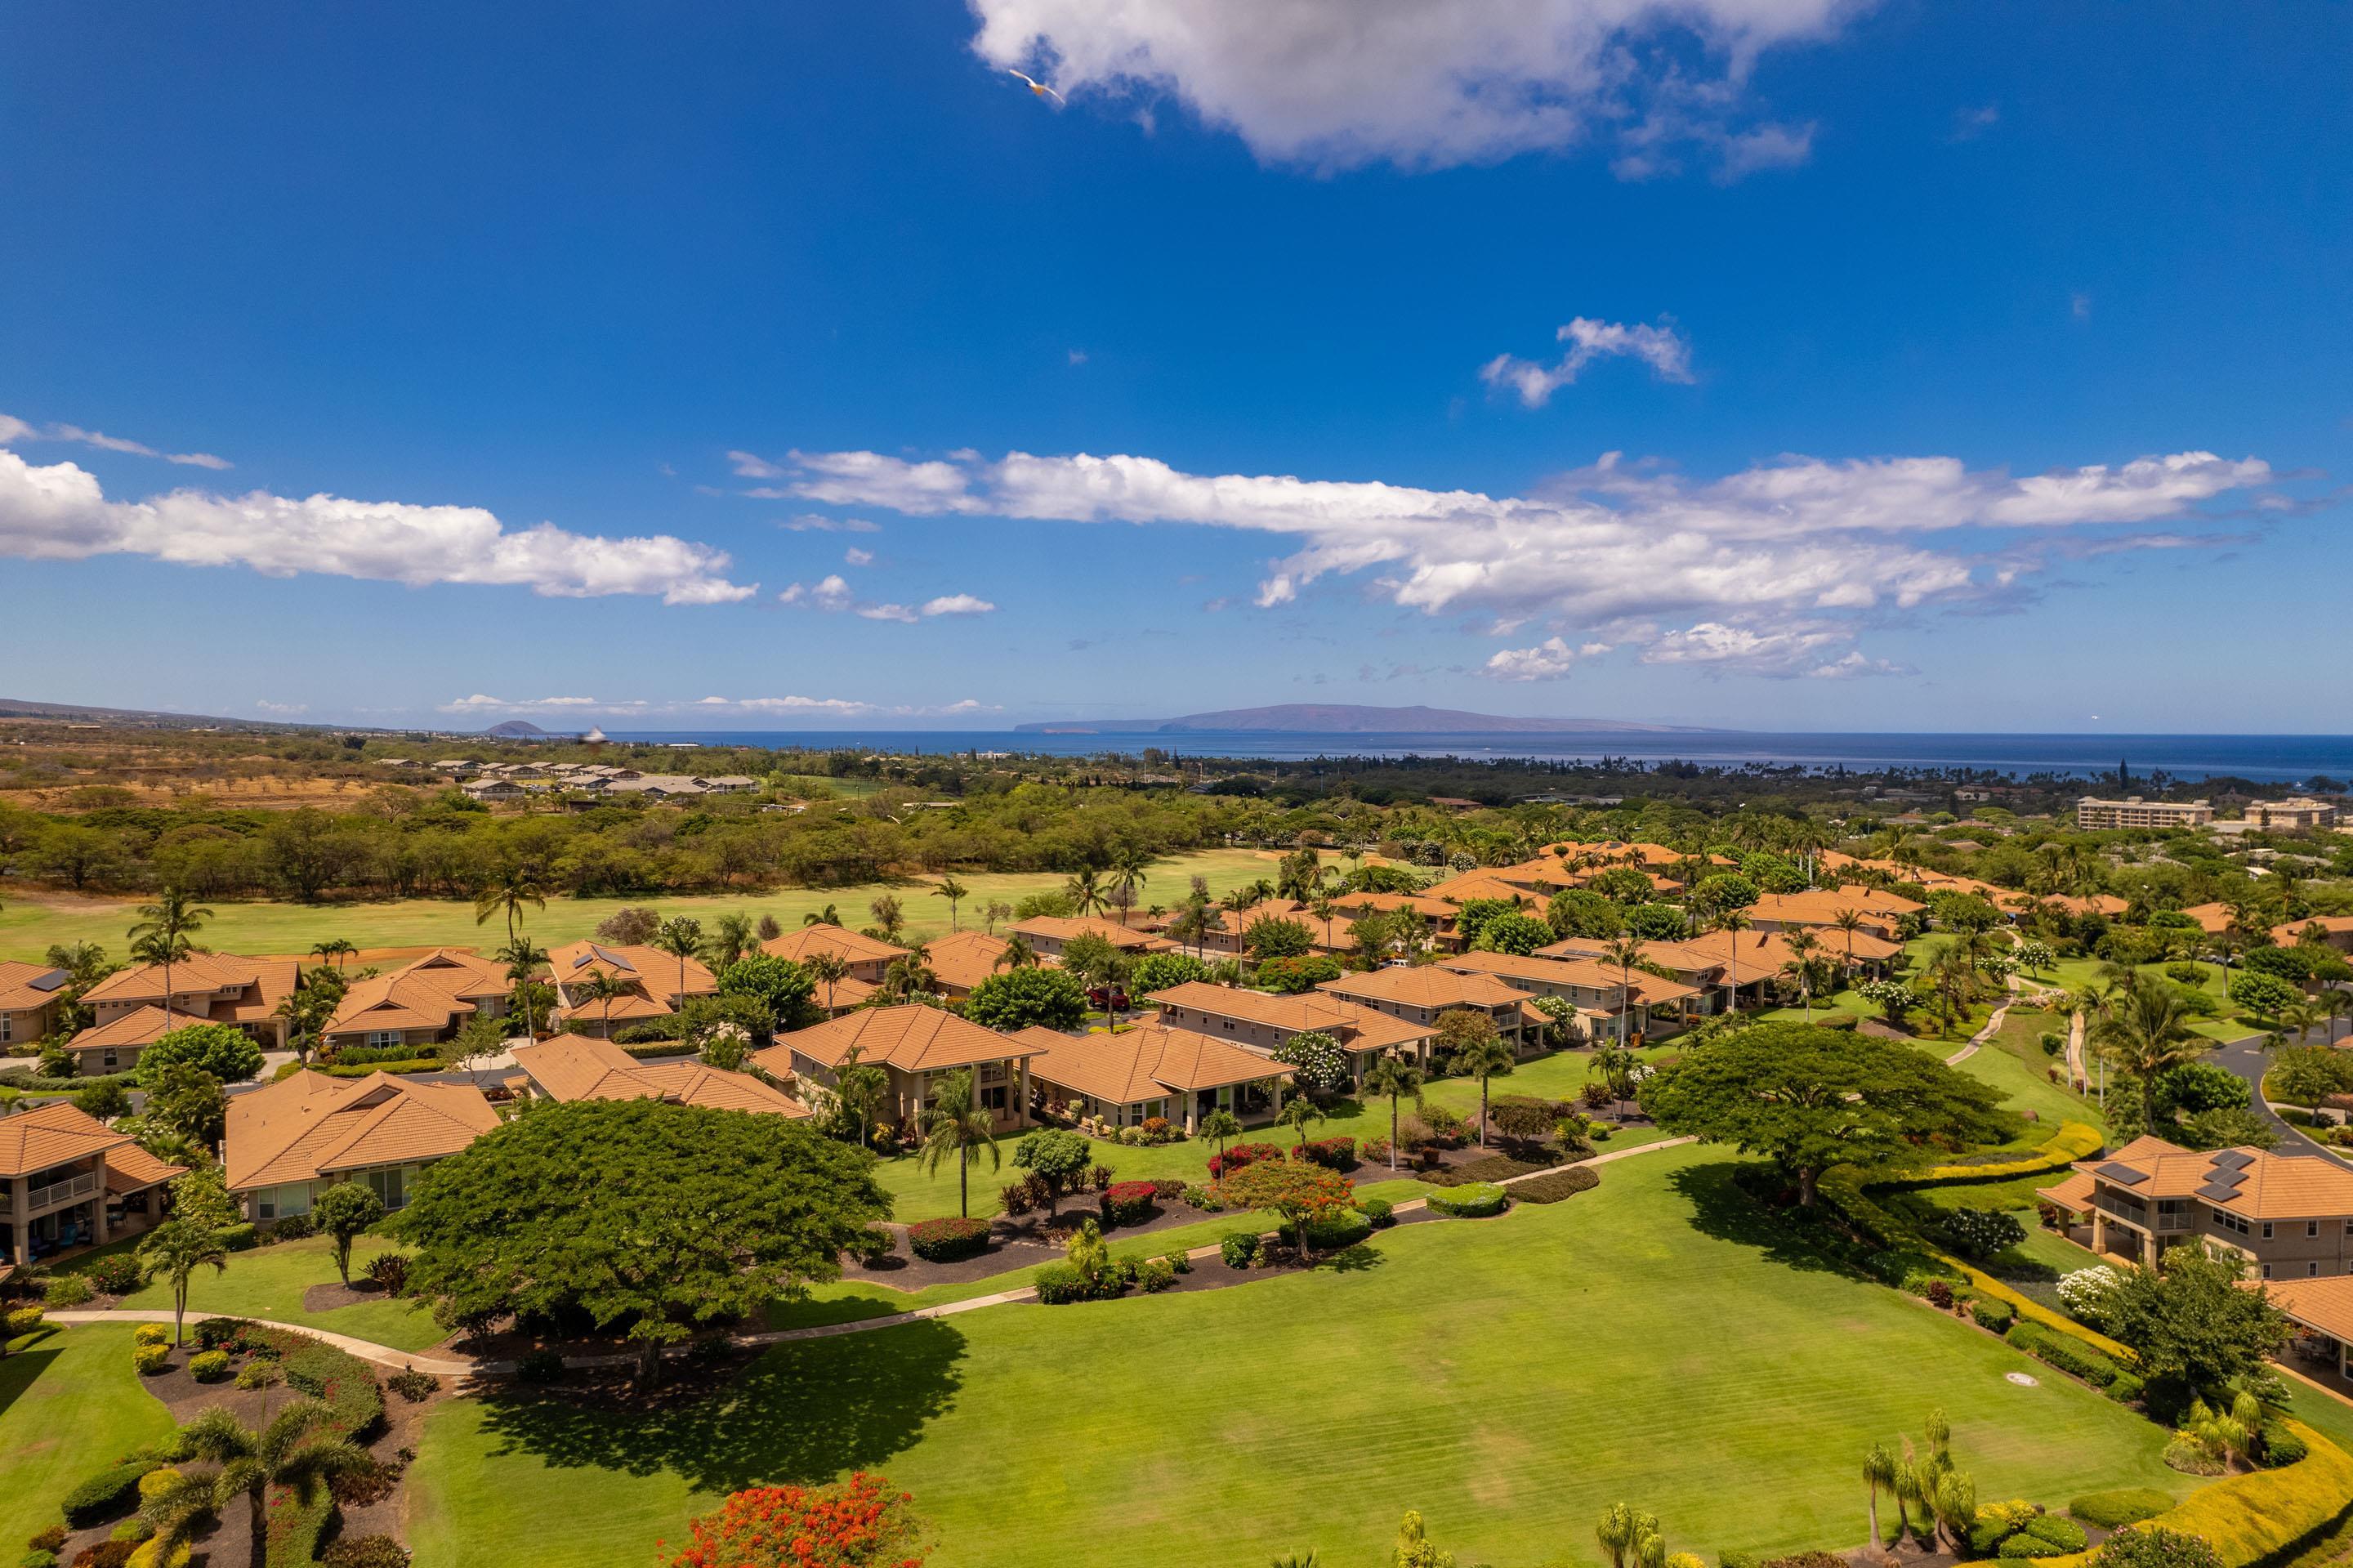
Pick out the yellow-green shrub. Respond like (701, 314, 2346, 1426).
(133, 1342, 170, 1376)
(132, 1323, 170, 1348)
(2039, 1422, 2353, 1568)
(1923, 1121, 2103, 1183)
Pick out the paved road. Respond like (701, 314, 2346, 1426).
(2210, 1027, 2334, 1158)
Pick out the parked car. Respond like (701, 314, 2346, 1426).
(1086, 985, 1132, 1011)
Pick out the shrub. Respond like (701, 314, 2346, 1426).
(188, 1351, 230, 1383)
(363, 1252, 411, 1296)
(1925, 1279, 1956, 1309)
(1511, 1167, 1601, 1204)
(23, 1552, 57, 1568)
(3, 1306, 44, 1338)
(321, 1539, 412, 1568)
(516, 1347, 565, 1383)
(2087, 1526, 2224, 1568)
(1161, 1249, 1192, 1274)
(1221, 1233, 1261, 1269)
(2261, 1425, 2311, 1467)
(2020, 1516, 2088, 1552)
(386, 1365, 439, 1402)
(1297, 1136, 1358, 1171)
(62, 1461, 159, 1528)
(235, 1360, 284, 1391)
(1930, 1205, 2028, 1260)
(1971, 1298, 2016, 1333)
(2058, 1266, 2126, 1328)
(1205, 1142, 1284, 1181)
(278, 1333, 387, 1439)
(132, 1323, 169, 1349)
(1179, 1184, 1221, 1211)
(132, 1343, 169, 1376)
(43, 1275, 92, 1308)
(194, 1316, 257, 1352)
(218, 1223, 258, 1252)
(2163, 1436, 2226, 1476)
(907, 1217, 992, 1262)
(1279, 1209, 1372, 1253)
(1760, 1554, 1846, 1568)
(85, 1255, 144, 1297)
(1032, 1262, 1094, 1305)
(29, 1530, 67, 1555)
(134, 1469, 181, 1505)
(2006, 1322, 2121, 1387)
(2109, 1370, 2145, 1405)
(74, 1545, 136, 1568)
(266, 1211, 315, 1241)
(1427, 1182, 1507, 1218)
(1139, 1257, 1177, 1292)
(1362, 1197, 1395, 1227)
(660, 1475, 927, 1568)
(1150, 1177, 1186, 1199)
(1099, 1182, 1159, 1226)
(1721, 1553, 1759, 1568)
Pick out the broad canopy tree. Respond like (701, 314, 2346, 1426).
(393, 1098, 891, 1384)
(1637, 1023, 2011, 1204)
(962, 965, 1089, 1031)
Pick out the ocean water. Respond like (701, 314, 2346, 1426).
(598, 730, 2353, 786)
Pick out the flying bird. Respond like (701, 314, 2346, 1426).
(1008, 69, 1065, 107)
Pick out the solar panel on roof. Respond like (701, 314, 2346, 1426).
(2096, 1162, 2151, 1185)
(26, 969, 69, 993)
(589, 945, 636, 972)
(2213, 1168, 2248, 1186)
(2211, 1150, 2256, 1169)
(2198, 1183, 2244, 1203)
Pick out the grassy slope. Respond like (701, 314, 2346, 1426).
(404, 1143, 2187, 1568)
(0, 1325, 177, 1550)
(67, 1233, 448, 1354)
(0, 849, 1287, 961)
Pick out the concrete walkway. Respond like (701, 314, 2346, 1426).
(46, 1136, 1701, 1380)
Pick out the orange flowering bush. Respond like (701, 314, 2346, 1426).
(660, 1473, 929, 1568)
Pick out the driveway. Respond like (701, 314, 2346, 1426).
(2210, 1028, 2334, 1158)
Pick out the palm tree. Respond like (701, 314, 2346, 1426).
(882, 944, 936, 1001)
(1717, 908, 1751, 1015)
(1601, 935, 1644, 1044)
(935, 875, 970, 931)
(1275, 1095, 1324, 1151)
(834, 1042, 887, 1150)
(1597, 1503, 1654, 1568)
(163, 1403, 368, 1562)
(1360, 1051, 1425, 1172)
(651, 917, 703, 1012)
(868, 895, 905, 942)
(993, 936, 1038, 972)
(703, 912, 756, 970)
(576, 970, 633, 1036)
(981, 899, 1013, 935)
(2090, 974, 2206, 1133)
(1309, 894, 1339, 952)
(806, 950, 852, 1012)
(2269, 998, 2325, 1052)
(804, 904, 842, 927)
(309, 936, 355, 971)
(472, 864, 548, 948)
(498, 936, 548, 1042)
(1199, 1107, 1243, 1160)
(2328, 986, 2353, 1044)
(140, 1212, 229, 1346)
(129, 887, 212, 1031)
(1453, 1033, 1517, 1146)
(1832, 909, 1864, 972)
(1864, 1442, 1898, 1554)
(1068, 869, 1110, 917)
(918, 1068, 1001, 1218)
(1077, 944, 1133, 1031)
(1110, 848, 1154, 912)
(1783, 929, 1824, 1020)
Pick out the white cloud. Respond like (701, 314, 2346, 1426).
(968, 0, 1850, 172)
(780, 513, 882, 533)
(781, 574, 995, 621)
(1068, 349, 1088, 366)
(461, 693, 1004, 719)
(1712, 121, 1815, 181)
(1949, 102, 1999, 141)
(844, 547, 874, 566)
(2, 412, 230, 469)
(856, 602, 922, 623)
(920, 593, 997, 616)
(253, 699, 308, 714)
(778, 441, 2272, 672)
(728, 450, 787, 479)
(0, 449, 757, 605)
(1480, 316, 1695, 407)
(438, 694, 631, 713)
(779, 574, 855, 610)
(1483, 637, 1610, 681)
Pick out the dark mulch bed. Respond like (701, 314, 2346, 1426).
(848, 1197, 1266, 1290)
(301, 1278, 389, 1314)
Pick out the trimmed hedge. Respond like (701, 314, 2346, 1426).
(263, 1483, 335, 1568)
(1921, 1122, 2104, 1184)
(907, 1217, 992, 1262)
(1511, 1166, 1601, 1204)
(319, 1058, 439, 1077)
(279, 1333, 386, 1441)
(1427, 1182, 1508, 1218)
(1099, 1182, 1159, 1226)
(2069, 1491, 2173, 1530)
(2005, 1321, 2123, 1389)
(63, 1462, 159, 1529)
(2040, 1422, 2353, 1568)
(1279, 1210, 1373, 1252)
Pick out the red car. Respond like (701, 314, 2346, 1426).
(1086, 985, 1131, 1012)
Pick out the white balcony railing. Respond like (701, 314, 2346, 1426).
(24, 1170, 100, 1213)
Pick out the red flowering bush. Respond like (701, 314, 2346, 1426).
(906, 1217, 991, 1263)
(1298, 1135, 1359, 1171)
(661, 1473, 929, 1567)
(1099, 1181, 1159, 1226)
(1205, 1141, 1284, 1180)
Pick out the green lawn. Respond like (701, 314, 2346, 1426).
(0, 848, 1288, 961)
(1952, 1008, 2104, 1134)
(404, 1142, 2190, 1568)
(69, 1233, 448, 1354)
(0, 1324, 177, 1550)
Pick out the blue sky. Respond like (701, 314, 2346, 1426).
(2, 2, 2347, 734)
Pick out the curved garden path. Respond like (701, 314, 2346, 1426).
(49, 1136, 1699, 1382)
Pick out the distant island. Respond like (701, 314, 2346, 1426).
(1015, 704, 1714, 736)
(482, 719, 558, 739)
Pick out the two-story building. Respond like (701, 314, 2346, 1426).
(759, 925, 907, 1012)
(1433, 949, 1701, 1042)
(547, 940, 717, 1038)
(69, 951, 301, 1074)
(925, 930, 1013, 1000)
(1014, 1022, 1293, 1133)
(321, 949, 512, 1058)
(0, 1102, 184, 1266)
(1008, 915, 1171, 963)
(1143, 981, 1434, 1082)
(0, 962, 72, 1053)
(1315, 966, 1537, 1053)
(510, 1034, 810, 1118)
(2038, 1136, 2353, 1278)
(752, 1004, 1037, 1135)
(226, 1069, 501, 1222)
(1744, 886, 1921, 941)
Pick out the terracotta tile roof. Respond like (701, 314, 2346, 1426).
(225, 1070, 500, 1191)
(0, 961, 73, 1015)
(1317, 966, 1529, 1010)
(2258, 1275, 2353, 1342)
(548, 940, 716, 1003)
(83, 952, 299, 1019)
(1327, 891, 1458, 921)
(815, 974, 880, 1012)
(1010, 916, 1168, 951)
(2058, 1135, 2353, 1222)
(1419, 871, 1539, 905)
(1142, 981, 1432, 1053)
(65, 1005, 178, 1055)
(1668, 927, 1898, 975)
(0, 1101, 130, 1179)
(1546, 840, 1721, 868)
(761, 925, 908, 967)
(2278, 916, 2353, 945)
(512, 1035, 810, 1118)
(926, 931, 1012, 993)
(327, 949, 508, 1036)
(1748, 887, 1919, 932)
(2178, 902, 2234, 935)
(753, 1004, 1034, 1076)
(103, 1142, 185, 1193)
(2014, 893, 2129, 918)
(2035, 1170, 2097, 1212)
(1436, 949, 1699, 1006)
(1019, 1024, 1293, 1106)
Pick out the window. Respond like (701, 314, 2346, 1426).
(365, 1167, 406, 1211)
(2312, 1262, 2323, 1277)
(102, 1050, 119, 1072)
(2312, 1222, 2323, 1239)
(0, 1014, 9, 1042)
(2261, 1263, 2273, 1279)
(2264, 1222, 2275, 1240)
(366, 1030, 402, 1052)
